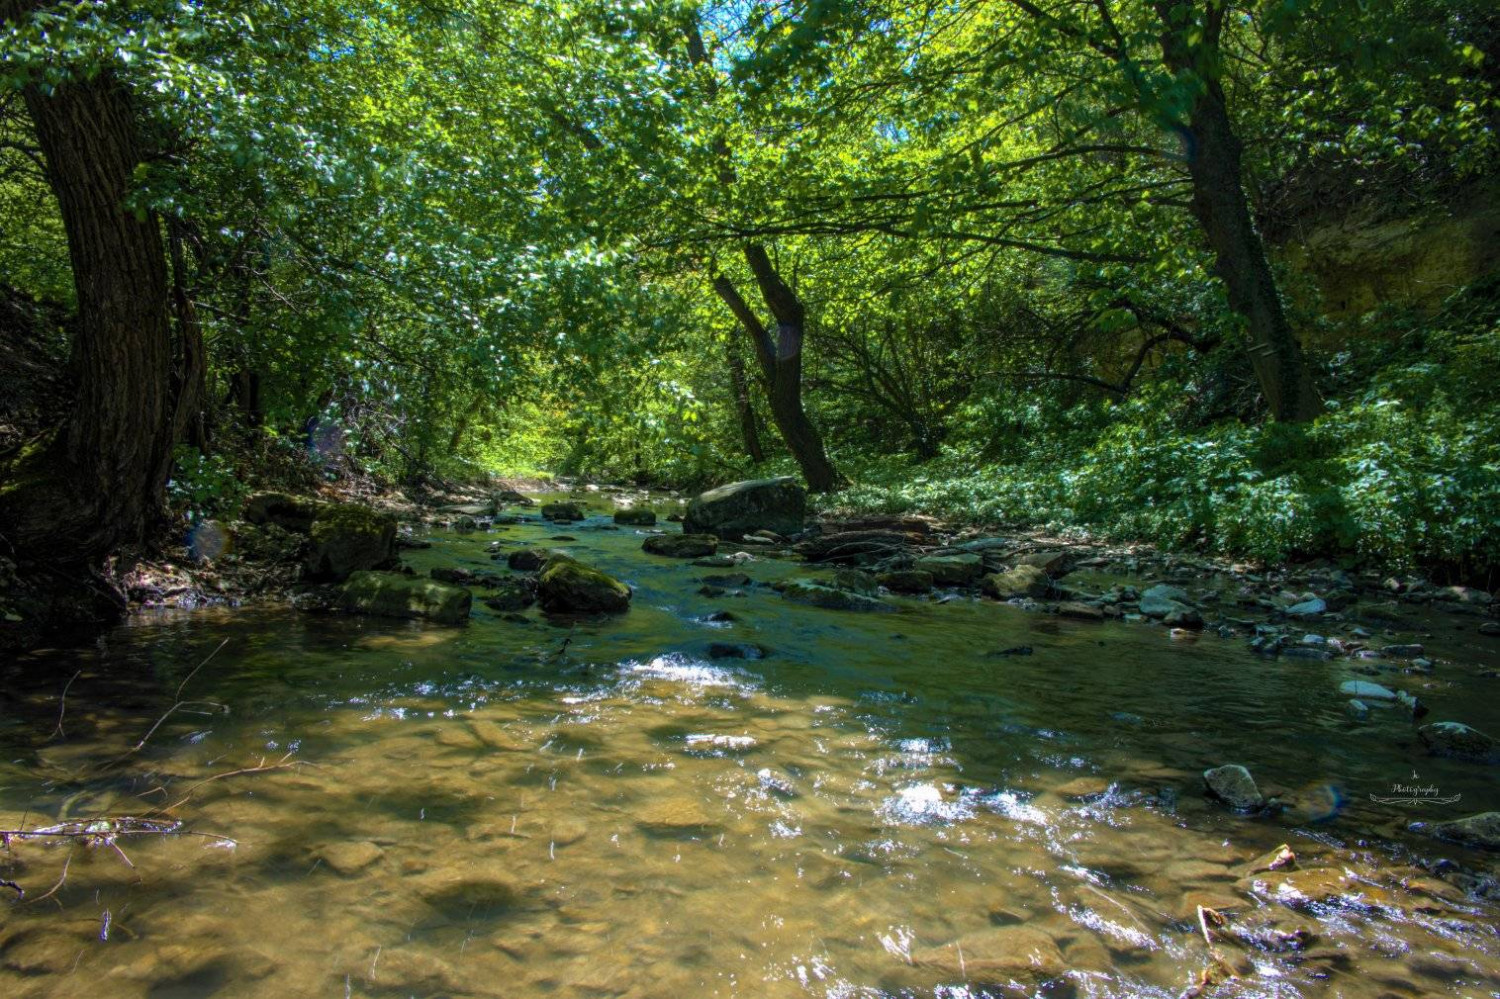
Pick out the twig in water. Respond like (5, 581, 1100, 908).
(26, 847, 73, 906)
(176, 639, 228, 702)
(52, 669, 82, 740)
(147, 752, 302, 814)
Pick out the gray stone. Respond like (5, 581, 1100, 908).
(1139, 584, 1192, 619)
(1339, 680, 1397, 701)
(682, 477, 807, 540)
(1203, 764, 1265, 810)
(337, 571, 471, 625)
(1286, 597, 1327, 616)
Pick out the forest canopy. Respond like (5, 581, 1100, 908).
(1, 0, 1497, 573)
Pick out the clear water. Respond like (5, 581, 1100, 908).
(2, 493, 1498, 998)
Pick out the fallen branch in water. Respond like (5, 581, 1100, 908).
(51, 669, 82, 740)
(104, 638, 231, 767)
(142, 751, 304, 815)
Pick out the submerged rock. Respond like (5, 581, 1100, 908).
(336, 571, 471, 624)
(682, 476, 806, 540)
(1203, 764, 1265, 811)
(482, 577, 537, 612)
(304, 505, 398, 581)
(1418, 721, 1497, 762)
(642, 533, 718, 558)
(909, 926, 1066, 983)
(980, 564, 1049, 600)
(1411, 812, 1500, 851)
(780, 578, 891, 612)
(536, 555, 630, 614)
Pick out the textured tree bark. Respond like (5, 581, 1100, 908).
(1156, 3, 1321, 422)
(0, 6, 176, 561)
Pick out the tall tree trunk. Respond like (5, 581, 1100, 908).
(0, 5, 175, 561)
(713, 245, 844, 492)
(169, 220, 207, 451)
(725, 335, 765, 464)
(1156, 3, 1321, 422)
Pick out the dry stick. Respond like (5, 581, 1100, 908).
(52, 669, 82, 740)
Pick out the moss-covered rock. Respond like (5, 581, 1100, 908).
(537, 555, 631, 614)
(614, 508, 657, 526)
(243, 492, 326, 533)
(914, 553, 985, 586)
(305, 504, 398, 581)
(981, 565, 1050, 600)
(337, 571, 471, 624)
(780, 579, 892, 612)
(541, 502, 585, 522)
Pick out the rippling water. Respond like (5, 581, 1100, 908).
(2, 494, 1498, 998)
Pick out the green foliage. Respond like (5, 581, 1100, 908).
(167, 446, 249, 523)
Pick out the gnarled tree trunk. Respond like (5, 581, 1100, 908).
(713, 245, 844, 492)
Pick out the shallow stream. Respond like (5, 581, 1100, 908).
(3, 493, 1498, 998)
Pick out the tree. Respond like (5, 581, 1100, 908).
(0, 0, 179, 559)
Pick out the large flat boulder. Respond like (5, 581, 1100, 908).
(304, 504, 398, 581)
(683, 477, 806, 541)
(337, 571, 471, 624)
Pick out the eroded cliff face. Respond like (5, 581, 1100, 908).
(1281, 177, 1500, 326)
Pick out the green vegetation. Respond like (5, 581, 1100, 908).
(0, 0, 1496, 576)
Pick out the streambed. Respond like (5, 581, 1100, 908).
(2, 493, 1498, 998)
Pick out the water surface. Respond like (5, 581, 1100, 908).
(2, 494, 1498, 998)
